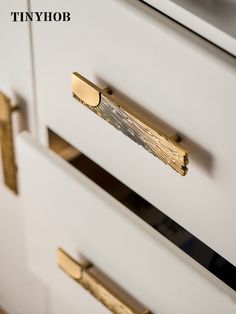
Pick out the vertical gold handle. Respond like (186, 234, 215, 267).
(0, 92, 18, 194)
(57, 248, 151, 314)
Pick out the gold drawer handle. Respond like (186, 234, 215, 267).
(0, 92, 19, 193)
(72, 72, 188, 176)
(57, 248, 151, 314)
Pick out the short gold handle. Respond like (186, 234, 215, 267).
(72, 72, 188, 176)
(57, 248, 151, 314)
(0, 92, 19, 193)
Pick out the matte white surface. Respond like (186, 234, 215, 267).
(0, 184, 47, 314)
(0, 0, 37, 135)
(0, 1, 46, 313)
(0, 2, 72, 313)
(18, 132, 236, 314)
(47, 290, 82, 314)
(143, 0, 236, 56)
(31, 0, 236, 265)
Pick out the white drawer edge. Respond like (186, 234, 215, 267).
(17, 132, 236, 313)
(115, 0, 236, 61)
(141, 0, 236, 57)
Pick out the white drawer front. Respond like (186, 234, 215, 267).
(17, 132, 236, 314)
(31, 0, 236, 265)
(142, 0, 236, 56)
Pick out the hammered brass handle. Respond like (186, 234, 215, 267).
(72, 72, 188, 175)
(0, 92, 19, 193)
(57, 248, 151, 314)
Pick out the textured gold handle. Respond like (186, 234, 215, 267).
(72, 72, 188, 175)
(57, 248, 151, 314)
(0, 92, 18, 193)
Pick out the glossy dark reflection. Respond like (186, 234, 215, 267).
(70, 154, 236, 291)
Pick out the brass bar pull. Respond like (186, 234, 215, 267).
(0, 92, 18, 194)
(57, 248, 151, 314)
(72, 72, 188, 176)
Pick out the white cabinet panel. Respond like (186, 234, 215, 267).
(47, 290, 83, 314)
(0, 1, 46, 313)
(0, 185, 47, 314)
(30, 0, 236, 265)
(0, 0, 37, 135)
(18, 132, 236, 314)
(143, 0, 236, 56)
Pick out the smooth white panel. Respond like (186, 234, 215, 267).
(143, 0, 236, 56)
(0, 0, 37, 135)
(0, 186, 46, 314)
(47, 290, 84, 314)
(0, 1, 46, 313)
(18, 132, 236, 314)
(31, 0, 236, 265)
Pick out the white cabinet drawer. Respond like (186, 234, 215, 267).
(31, 0, 236, 264)
(17, 132, 236, 314)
